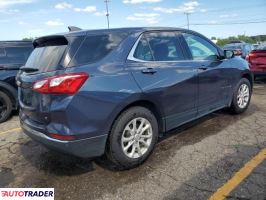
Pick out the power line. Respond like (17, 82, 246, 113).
(191, 20, 266, 26)
(202, 3, 266, 13)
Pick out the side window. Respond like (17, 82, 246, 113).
(70, 33, 127, 66)
(133, 37, 153, 61)
(183, 33, 219, 60)
(145, 32, 185, 61)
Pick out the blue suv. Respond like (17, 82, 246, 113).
(17, 28, 253, 169)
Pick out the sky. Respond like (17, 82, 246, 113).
(0, 0, 265, 40)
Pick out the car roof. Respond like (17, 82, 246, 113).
(0, 40, 33, 47)
(43, 27, 190, 38)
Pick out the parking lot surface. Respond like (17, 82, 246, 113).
(0, 78, 266, 200)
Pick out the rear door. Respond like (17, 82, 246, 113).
(181, 32, 229, 116)
(127, 31, 198, 131)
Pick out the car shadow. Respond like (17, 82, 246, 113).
(19, 141, 95, 176)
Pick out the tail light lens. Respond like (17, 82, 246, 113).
(50, 133, 76, 141)
(33, 72, 89, 95)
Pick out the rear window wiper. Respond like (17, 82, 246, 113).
(20, 66, 39, 73)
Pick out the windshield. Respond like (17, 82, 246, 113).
(25, 45, 67, 72)
(0, 46, 33, 65)
(256, 42, 266, 50)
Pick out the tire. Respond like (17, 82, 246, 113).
(0, 91, 12, 123)
(230, 78, 251, 114)
(104, 106, 158, 170)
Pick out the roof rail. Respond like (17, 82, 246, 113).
(68, 26, 82, 32)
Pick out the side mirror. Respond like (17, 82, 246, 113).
(224, 50, 234, 59)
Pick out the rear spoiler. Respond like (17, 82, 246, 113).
(33, 35, 68, 48)
(68, 26, 82, 32)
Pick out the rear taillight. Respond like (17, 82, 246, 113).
(33, 72, 89, 95)
(246, 53, 257, 64)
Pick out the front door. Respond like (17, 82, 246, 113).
(126, 31, 198, 131)
(181, 32, 228, 116)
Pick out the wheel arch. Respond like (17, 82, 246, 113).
(241, 73, 253, 91)
(110, 100, 165, 134)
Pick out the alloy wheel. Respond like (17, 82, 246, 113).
(121, 117, 153, 159)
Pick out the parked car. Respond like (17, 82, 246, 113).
(17, 27, 253, 169)
(246, 42, 266, 78)
(252, 43, 259, 49)
(223, 42, 253, 59)
(0, 41, 33, 122)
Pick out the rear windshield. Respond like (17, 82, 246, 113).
(69, 33, 127, 66)
(257, 42, 266, 50)
(25, 45, 67, 72)
(0, 46, 33, 65)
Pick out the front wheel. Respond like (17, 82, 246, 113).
(230, 78, 251, 114)
(104, 106, 158, 170)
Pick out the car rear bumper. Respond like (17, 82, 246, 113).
(20, 120, 108, 158)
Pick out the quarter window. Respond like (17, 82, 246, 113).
(183, 33, 218, 60)
(70, 33, 127, 66)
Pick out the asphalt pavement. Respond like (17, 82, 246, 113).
(0, 78, 266, 200)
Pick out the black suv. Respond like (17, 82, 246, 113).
(0, 41, 33, 122)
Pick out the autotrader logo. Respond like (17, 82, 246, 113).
(0, 188, 54, 200)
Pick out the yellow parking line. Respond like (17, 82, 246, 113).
(209, 148, 266, 200)
(0, 127, 21, 136)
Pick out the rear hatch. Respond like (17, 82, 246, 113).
(17, 32, 128, 126)
(17, 35, 80, 126)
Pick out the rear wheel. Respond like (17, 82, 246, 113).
(0, 91, 12, 123)
(104, 106, 158, 170)
(230, 78, 251, 114)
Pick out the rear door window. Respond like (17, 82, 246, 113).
(145, 32, 185, 61)
(69, 33, 127, 66)
(25, 45, 67, 72)
(133, 37, 153, 61)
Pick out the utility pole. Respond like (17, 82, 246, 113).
(104, 0, 110, 29)
(184, 12, 190, 30)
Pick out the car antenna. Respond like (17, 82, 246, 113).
(68, 26, 82, 32)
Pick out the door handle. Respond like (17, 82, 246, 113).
(141, 68, 157, 74)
